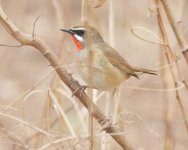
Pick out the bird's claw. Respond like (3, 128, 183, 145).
(100, 118, 114, 131)
(72, 85, 88, 97)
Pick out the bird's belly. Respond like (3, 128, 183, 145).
(76, 62, 127, 90)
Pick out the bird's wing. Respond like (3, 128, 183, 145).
(100, 44, 139, 78)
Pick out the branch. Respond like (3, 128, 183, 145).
(0, 6, 133, 150)
(159, 0, 188, 64)
(154, 0, 188, 135)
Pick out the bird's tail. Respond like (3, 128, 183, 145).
(133, 67, 157, 75)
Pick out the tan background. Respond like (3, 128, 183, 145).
(0, 0, 188, 149)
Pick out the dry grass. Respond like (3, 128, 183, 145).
(0, 0, 188, 150)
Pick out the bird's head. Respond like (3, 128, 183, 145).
(60, 25, 104, 51)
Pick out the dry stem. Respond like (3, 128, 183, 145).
(159, 0, 188, 64)
(154, 0, 188, 137)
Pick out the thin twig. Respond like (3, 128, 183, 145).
(89, 0, 106, 8)
(159, 0, 188, 64)
(82, 1, 95, 150)
(153, 2, 175, 147)
(131, 26, 164, 45)
(154, 0, 188, 135)
(0, 112, 56, 138)
(0, 126, 28, 149)
(48, 89, 76, 136)
(32, 12, 43, 38)
(0, 43, 23, 47)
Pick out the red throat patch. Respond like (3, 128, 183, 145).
(71, 35, 83, 51)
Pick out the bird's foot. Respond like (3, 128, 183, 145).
(100, 118, 115, 131)
(72, 85, 88, 97)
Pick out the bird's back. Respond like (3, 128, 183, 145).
(97, 42, 139, 78)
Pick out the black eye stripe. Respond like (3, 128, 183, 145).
(72, 30, 85, 36)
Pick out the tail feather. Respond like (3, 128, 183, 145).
(133, 67, 157, 75)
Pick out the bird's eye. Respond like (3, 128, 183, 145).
(75, 30, 85, 36)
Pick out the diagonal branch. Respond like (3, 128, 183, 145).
(0, 6, 133, 150)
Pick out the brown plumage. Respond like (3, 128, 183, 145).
(83, 25, 156, 77)
(60, 25, 157, 90)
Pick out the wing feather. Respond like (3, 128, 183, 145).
(100, 44, 139, 78)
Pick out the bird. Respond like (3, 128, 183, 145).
(60, 25, 156, 91)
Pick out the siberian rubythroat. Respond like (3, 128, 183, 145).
(60, 25, 156, 90)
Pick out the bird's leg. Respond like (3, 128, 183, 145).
(112, 87, 122, 125)
(109, 88, 116, 117)
(104, 88, 116, 126)
(72, 85, 88, 97)
(100, 118, 113, 131)
(100, 89, 117, 129)
(112, 88, 117, 97)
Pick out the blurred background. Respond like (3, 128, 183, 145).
(0, 0, 188, 149)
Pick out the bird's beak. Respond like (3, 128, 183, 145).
(60, 28, 74, 34)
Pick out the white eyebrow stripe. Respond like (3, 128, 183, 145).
(71, 27, 86, 31)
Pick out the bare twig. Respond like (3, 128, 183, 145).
(0, 126, 28, 149)
(32, 12, 43, 37)
(159, 0, 188, 64)
(0, 6, 133, 150)
(0, 112, 56, 138)
(48, 89, 76, 136)
(131, 26, 164, 45)
(0, 43, 22, 47)
(154, 0, 188, 136)
(82, 1, 95, 150)
(89, 0, 106, 8)
(154, 2, 176, 149)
